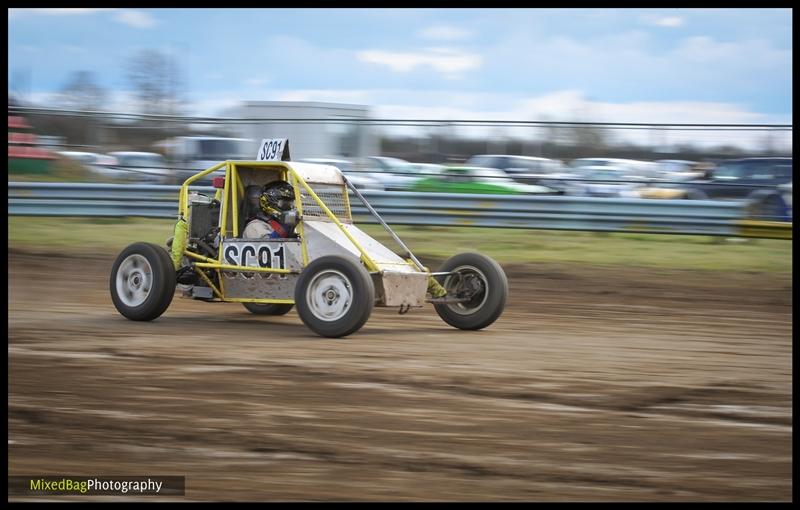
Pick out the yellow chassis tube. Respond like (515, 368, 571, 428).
(288, 168, 380, 273)
(179, 160, 384, 304)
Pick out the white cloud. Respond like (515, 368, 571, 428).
(9, 8, 112, 17)
(228, 86, 789, 126)
(113, 10, 157, 29)
(189, 96, 242, 117)
(357, 48, 482, 78)
(26, 91, 62, 105)
(517, 92, 775, 125)
(273, 89, 373, 104)
(418, 25, 473, 41)
(9, 8, 156, 29)
(244, 78, 269, 87)
(655, 16, 684, 28)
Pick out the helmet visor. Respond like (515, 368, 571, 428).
(275, 197, 294, 211)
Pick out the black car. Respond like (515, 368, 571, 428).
(660, 158, 792, 220)
(684, 158, 791, 197)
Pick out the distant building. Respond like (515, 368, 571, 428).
(219, 101, 379, 160)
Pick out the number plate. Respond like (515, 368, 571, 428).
(219, 239, 303, 299)
(221, 239, 302, 272)
(256, 138, 291, 161)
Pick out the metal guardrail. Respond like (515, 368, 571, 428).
(8, 182, 792, 239)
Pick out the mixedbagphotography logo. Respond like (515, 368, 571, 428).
(9, 476, 185, 496)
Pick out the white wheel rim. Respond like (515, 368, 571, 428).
(116, 254, 153, 307)
(306, 270, 352, 322)
(444, 264, 489, 315)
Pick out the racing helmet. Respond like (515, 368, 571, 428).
(259, 180, 296, 219)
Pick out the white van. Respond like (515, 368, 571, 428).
(154, 136, 253, 184)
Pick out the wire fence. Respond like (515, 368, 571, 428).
(8, 105, 793, 164)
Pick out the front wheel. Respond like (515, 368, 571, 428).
(242, 302, 294, 316)
(294, 256, 375, 338)
(110, 242, 176, 321)
(433, 253, 508, 330)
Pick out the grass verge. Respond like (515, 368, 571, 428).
(8, 216, 791, 275)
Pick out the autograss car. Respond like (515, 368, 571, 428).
(109, 158, 508, 338)
(410, 166, 555, 195)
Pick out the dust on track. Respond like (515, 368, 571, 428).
(9, 249, 792, 501)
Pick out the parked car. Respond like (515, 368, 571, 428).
(565, 168, 646, 198)
(409, 162, 445, 176)
(299, 158, 385, 191)
(655, 160, 715, 182)
(154, 136, 253, 184)
(57, 151, 122, 178)
(465, 155, 565, 176)
(465, 154, 578, 193)
(363, 156, 423, 190)
(778, 181, 792, 219)
(639, 157, 793, 220)
(656, 159, 697, 173)
(410, 166, 556, 195)
(107, 151, 172, 184)
(569, 158, 661, 179)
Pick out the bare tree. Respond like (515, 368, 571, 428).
(127, 49, 184, 115)
(59, 70, 107, 111)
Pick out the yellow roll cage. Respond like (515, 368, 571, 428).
(176, 161, 381, 303)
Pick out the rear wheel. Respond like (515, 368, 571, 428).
(242, 302, 294, 315)
(110, 242, 176, 321)
(295, 256, 374, 338)
(433, 253, 508, 330)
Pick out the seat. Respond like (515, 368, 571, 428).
(239, 185, 263, 237)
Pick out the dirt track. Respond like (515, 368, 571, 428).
(8, 249, 792, 501)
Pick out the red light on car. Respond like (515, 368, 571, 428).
(212, 176, 225, 189)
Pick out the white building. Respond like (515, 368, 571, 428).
(219, 101, 379, 160)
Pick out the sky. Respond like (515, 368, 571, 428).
(7, 8, 793, 141)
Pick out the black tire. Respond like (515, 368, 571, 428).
(110, 242, 176, 321)
(433, 253, 508, 330)
(242, 302, 294, 315)
(294, 255, 374, 338)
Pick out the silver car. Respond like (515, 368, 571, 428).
(108, 151, 172, 183)
(299, 158, 385, 191)
(57, 151, 122, 178)
(363, 156, 423, 191)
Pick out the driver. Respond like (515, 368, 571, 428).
(243, 180, 298, 239)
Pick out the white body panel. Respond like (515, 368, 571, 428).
(303, 220, 428, 307)
(285, 162, 345, 186)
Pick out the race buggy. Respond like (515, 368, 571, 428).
(110, 140, 508, 338)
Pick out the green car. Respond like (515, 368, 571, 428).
(410, 166, 555, 195)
